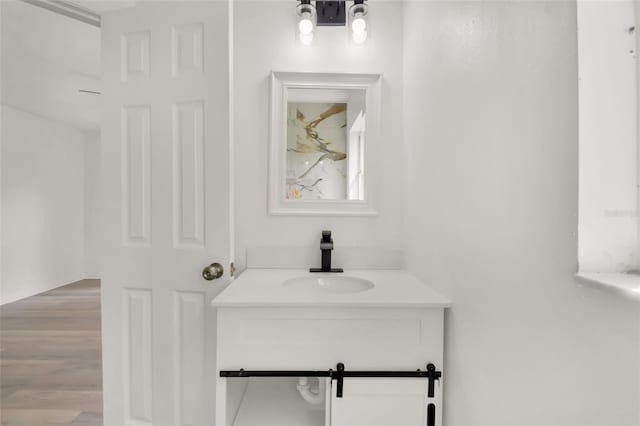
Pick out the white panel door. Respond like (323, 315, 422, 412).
(101, 2, 229, 425)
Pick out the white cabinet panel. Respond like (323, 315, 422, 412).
(217, 308, 444, 371)
(233, 317, 421, 345)
(330, 379, 429, 426)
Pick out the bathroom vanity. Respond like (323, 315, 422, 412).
(212, 269, 450, 426)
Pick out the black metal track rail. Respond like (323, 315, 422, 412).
(220, 370, 331, 378)
(220, 362, 442, 399)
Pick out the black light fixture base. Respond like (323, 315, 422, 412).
(315, 1, 346, 26)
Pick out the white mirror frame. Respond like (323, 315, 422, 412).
(269, 71, 382, 216)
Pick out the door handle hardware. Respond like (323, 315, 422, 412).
(202, 263, 224, 281)
(427, 403, 436, 426)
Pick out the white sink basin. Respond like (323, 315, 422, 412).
(283, 275, 375, 294)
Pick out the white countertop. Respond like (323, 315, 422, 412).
(211, 269, 451, 308)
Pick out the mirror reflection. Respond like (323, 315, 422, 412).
(285, 88, 366, 201)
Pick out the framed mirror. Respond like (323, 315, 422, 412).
(269, 71, 381, 215)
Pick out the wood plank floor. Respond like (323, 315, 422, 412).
(1, 280, 102, 426)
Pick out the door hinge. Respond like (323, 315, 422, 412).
(230, 262, 236, 277)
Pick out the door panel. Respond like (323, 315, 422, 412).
(172, 101, 205, 248)
(121, 105, 151, 246)
(330, 379, 429, 426)
(173, 291, 206, 425)
(102, 2, 230, 425)
(122, 288, 153, 425)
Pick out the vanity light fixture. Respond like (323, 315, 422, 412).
(297, 0, 317, 45)
(296, 0, 368, 45)
(349, 0, 368, 44)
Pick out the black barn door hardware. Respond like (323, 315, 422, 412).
(220, 362, 442, 399)
(427, 403, 436, 426)
(335, 362, 345, 397)
(425, 363, 441, 398)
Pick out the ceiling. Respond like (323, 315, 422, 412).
(0, 1, 134, 131)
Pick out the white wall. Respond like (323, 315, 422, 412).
(577, 0, 638, 273)
(0, 0, 101, 130)
(403, 2, 640, 425)
(84, 130, 101, 278)
(1, 105, 86, 304)
(234, 1, 405, 270)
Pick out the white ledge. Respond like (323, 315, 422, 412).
(576, 272, 640, 302)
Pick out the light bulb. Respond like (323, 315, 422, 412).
(348, 2, 368, 44)
(299, 16, 313, 35)
(352, 30, 367, 45)
(351, 16, 366, 34)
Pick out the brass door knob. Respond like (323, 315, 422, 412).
(202, 263, 224, 281)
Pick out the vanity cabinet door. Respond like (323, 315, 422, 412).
(330, 379, 434, 426)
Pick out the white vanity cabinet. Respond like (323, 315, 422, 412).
(212, 269, 450, 426)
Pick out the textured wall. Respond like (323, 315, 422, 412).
(403, 1, 640, 425)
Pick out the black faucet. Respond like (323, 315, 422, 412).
(310, 230, 344, 273)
